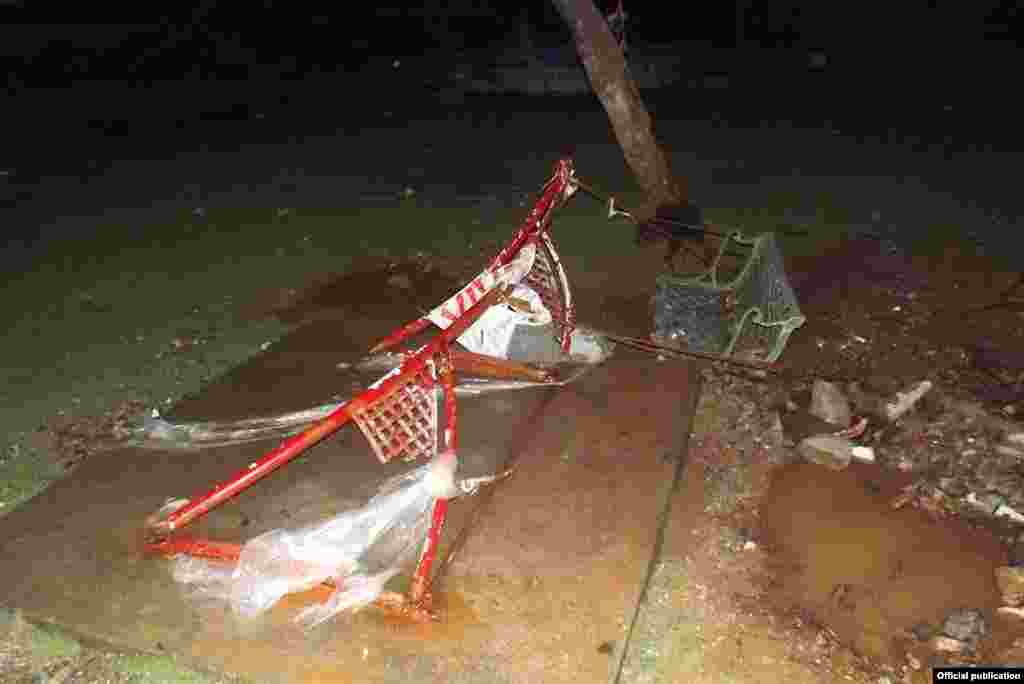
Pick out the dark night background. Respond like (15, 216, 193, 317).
(1, 0, 1021, 266)
(2, 2, 1019, 83)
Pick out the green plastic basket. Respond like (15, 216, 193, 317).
(653, 231, 806, 363)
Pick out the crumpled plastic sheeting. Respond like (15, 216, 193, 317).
(130, 326, 613, 451)
(172, 452, 458, 628)
(454, 282, 552, 358)
(133, 403, 340, 450)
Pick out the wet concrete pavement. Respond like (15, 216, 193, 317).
(0, 283, 700, 683)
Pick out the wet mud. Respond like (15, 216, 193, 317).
(760, 463, 1008, 664)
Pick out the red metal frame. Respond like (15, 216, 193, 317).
(408, 354, 457, 607)
(144, 287, 509, 620)
(144, 158, 583, 623)
(370, 157, 579, 355)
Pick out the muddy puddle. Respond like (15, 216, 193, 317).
(759, 462, 1012, 666)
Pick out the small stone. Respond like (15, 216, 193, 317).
(941, 607, 988, 643)
(938, 478, 967, 497)
(884, 380, 933, 422)
(810, 380, 852, 427)
(996, 567, 1024, 606)
(386, 273, 413, 290)
(798, 434, 855, 470)
(1007, 433, 1024, 446)
(964, 491, 1004, 514)
(998, 606, 1024, 620)
(995, 504, 1024, 524)
(929, 635, 967, 653)
(851, 445, 875, 463)
(911, 623, 937, 641)
(996, 445, 1024, 459)
(780, 410, 842, 444)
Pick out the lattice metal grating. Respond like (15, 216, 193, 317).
(351, 361, 440, 464)
(524, 235, 573, 350)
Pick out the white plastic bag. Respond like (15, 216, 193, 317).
(172, 451, 457, 627)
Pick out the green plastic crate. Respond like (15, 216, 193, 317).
(652, 231, 806, 363)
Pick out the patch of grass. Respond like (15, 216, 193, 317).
(24, 621, 82, 662)
(705, 194, 851, 259)
(654, 559, 691, 597)
(111, 653, 214, 684)
(0, 446, 63, 513)
(661, 619, 705, 678)
(704, 463, 753, 515)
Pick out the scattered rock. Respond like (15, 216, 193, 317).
(884, 380, 933, 422)
(995, 504, 1024, 524)
(910, 622, 938, 641)
(797, 434, 856, 470)
(779, 409, 843, 444)
(929, 635, 968, 653)
(964, 492, 1004, 515)
(996, 444, 1024, 460)
(810, 380, 852, 427)
(386, 272, 413, 290)
(938, 478, 968, 497)
(851, 445, 875, 463)
(996, 566, 1024, 606)
(941, 608, 988, 645)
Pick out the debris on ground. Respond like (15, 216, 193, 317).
(45, 399, 147, 472)
(809, 379, 852, 427)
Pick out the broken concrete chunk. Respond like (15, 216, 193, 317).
(995, 504, 1024, 524)
(884, 380, 933, 421)
(941, 607, 988, 644)
(810, 380, 852, 427)
(797, 434, 855, 470)
(780, 410, 846, 444)
(851, 445, 875, 463)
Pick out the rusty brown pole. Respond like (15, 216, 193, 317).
(550, 0, 686, 220)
